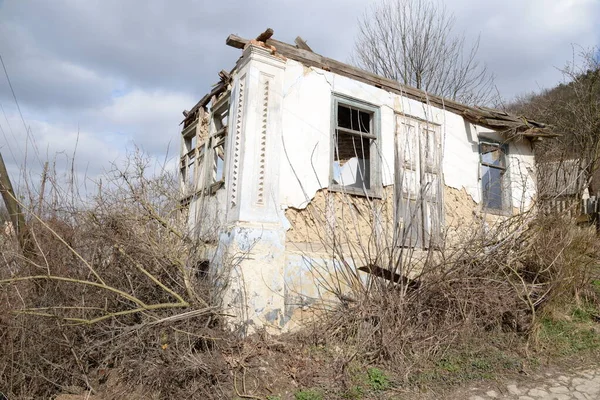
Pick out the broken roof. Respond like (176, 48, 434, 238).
(185, 28, 558, 140)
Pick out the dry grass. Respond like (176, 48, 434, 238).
(284, 202, 600, 396)
(1, 150, 599, 399)
(0, 153, 237, 399)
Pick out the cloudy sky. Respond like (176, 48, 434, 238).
(0, 0, 599, 190)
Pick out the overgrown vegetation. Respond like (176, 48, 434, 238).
(0, 153, 237, 399)
(286, 207, 600, 393)
(2, 153, 600, 399)
(510, 46, 600, 196)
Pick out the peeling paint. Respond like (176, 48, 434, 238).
(182, 46, 538, 335)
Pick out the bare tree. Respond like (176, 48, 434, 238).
(510, 46, 600, 197)
(353, 0, 495, 105)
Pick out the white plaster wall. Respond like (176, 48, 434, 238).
(194, 52, 537, 334)
(507, 139, 536, 211)
(187, 188, 227, 242)
(277, 59, 536, 213)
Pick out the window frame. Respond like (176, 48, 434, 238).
(329, 94, 382, 198)
(180, 115, 204, 200)
(479, 138, 512, 215)
(179, 91, 231, 205)
(207, 93, 230, 194)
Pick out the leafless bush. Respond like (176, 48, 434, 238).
(510, 46, 600, 198)
(0, 151, 238, 399)
(287, 185, 599, 380)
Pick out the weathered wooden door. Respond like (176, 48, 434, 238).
(395, 115, 442, 248)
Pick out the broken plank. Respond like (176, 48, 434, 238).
(183, 81, 226, 123)
(256, 28, 274, 43)
(218, 69, 231, 82)
(294, 36, 312, 51)
(226, 34, 246, 49)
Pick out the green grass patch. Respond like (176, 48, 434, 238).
(571, 305, 599, 322)
(436, 358, 460, 373)
(294, 389, 323, 400)
(341, 385, 364, 399)
(407, 309, 600, 389)
(409, 347, 525, 387)
(367, 367, 391, 391)
(538, 316, 600, 356)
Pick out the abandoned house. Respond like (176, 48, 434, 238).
(178, 29, 557, 334)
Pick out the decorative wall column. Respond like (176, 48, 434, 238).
(217, 44, 287, 335)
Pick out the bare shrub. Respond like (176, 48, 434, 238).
(0, 151, 236, 399)
(510, 46, 600, 197)
(286, 187, 599, 383)
(278, 88, 600, 390)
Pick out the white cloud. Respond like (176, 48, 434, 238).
(0, 0, 598, 189)
(447, 0, 600, 98)
(0, 88, 192, 190)
(89, 89, 195, 155)
(0, 20, 119, 112)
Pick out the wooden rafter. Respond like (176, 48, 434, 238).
(225, 31, 558, 139)
(255, 28, 274, 43)
(181, 66, 235, 127)
(294, 36, 312, 52)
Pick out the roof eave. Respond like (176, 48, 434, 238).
(225, 30, 559, 140)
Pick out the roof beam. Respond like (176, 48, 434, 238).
(226, 34, 470, 115)
(226, 34, 246, 49)
(224, 32, 558, 138)
(255, 28, 274, 43)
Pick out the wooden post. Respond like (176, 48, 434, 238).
(0, 151, 29, 253)
(37, 161, 48, 215)
(255, 28, 274, 43)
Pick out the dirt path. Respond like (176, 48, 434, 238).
(439, 365, 600, 400)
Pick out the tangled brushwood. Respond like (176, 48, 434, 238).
(1, 153, 600, 399)
(0, 154, 236, 399)
(298, 208, 600, 376)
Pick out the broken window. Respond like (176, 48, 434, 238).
(180, 113, 205, 198)
(179, 91, 230, 202)
(480, 140, 510, 213)
(331, 97, 380, 196)
(208, 94, 230, 192)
